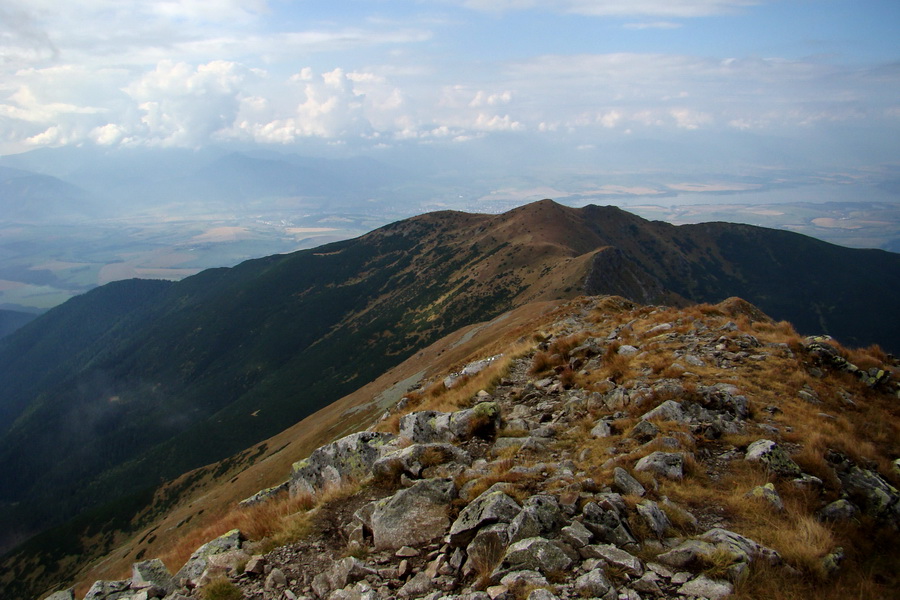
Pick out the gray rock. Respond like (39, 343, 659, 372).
(822, 546, 845, 575)
(501, 537, 573, 574)
(399, 402, 501, 444)
(699, 527, 782, 566)
(265, 567, 287, 590)
(175, 528, 243, 584)
(634, 451, 685, 480)
(613, 467, 646, 497)
(239, 481, 290, 508)
(574, 568, 613, 597)
(580, 544, 643, 576)
(618, 345, 639, 356)
(745, 483, 784, 511)
(818, 499, 860, 522)
(835, 464, 900, 522)
(525, 589, 559, 600)
(244, 555, 266, 575)
(465, 523, 510, 577)
(43, 589, 75, 600)
(449, 485, 521, 547)
(632, 572, 662, 595)
(499, 570, 549, 588)
(290, 431, 395, 496)
(744, 439, 802, 477)
(371, 478, 456, 550)
(507, 495, 564, 543)
(559, 520, 593, 548)
(581, 501, 637, 549)
(82, 580, 131, 600)
(655, 539, 716, 568)
(590, 420, 613, 438)
(629, 419, 659, 442)
(312, 557, 377, 599)
(131, 558, 176, 594)
(398, 572, 434, 598)
(636, 499, 671, 538)
(373, 443, 471, 481)
(678, 575, 733, 600)
(641, 400, 686, 423)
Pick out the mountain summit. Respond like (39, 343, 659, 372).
(1, 200, 898, 597)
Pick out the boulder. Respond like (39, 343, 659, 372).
(574, 568, 613, 597)
(818, 499, 860, 522)
(465, 523, 510, 576)
(634, 451, 685, 480)
(507, 495, 564, 543)
(500, 537, 573, 574)
(581, 501, 637, 549)
(744, 439, 802, 477)
(559, 520, 593, 548)
(82, 580, 131, 600)
(629, 419, 659, 442)
(835, 464, 900, 523)
(745, 483, 784, 511)
(590, 420, 613, 438)
(290, 432, 394, 496)
(373, 443, 471, 481)
(175, 529, 243, 584)
(699, 528, 782, 567)
(239, 481, 290, 508)
(581, 544, 643, 576)
(636, 500, 671, 538)
(526, 589, 560, 600)
(399, 402, 501, 444)
(43, 589, 75, 600)
(398, 571, 433, 598)
(449, 484, 521, 547)
(641, 400, 686, 423)
(655, 539, 717, 569)
(613, 467, 646, 497)
(131, 558, 176, 594)
(311, 557, 377, 599)
(678, 575, 733, 600)
(370, 478, 456, 550)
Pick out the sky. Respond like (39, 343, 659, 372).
(1, 0, 898, 161)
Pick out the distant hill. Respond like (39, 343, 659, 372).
(0, 166, 96, 221)
(0, 309, 36, 339)
(1, 199, 898, 568)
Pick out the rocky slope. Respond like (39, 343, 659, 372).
(47, 295, 900, 600)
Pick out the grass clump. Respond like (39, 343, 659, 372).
(201, 578, 242, 600)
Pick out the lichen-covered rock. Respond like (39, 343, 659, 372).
(613, 467, 646, 497)
(507, 495, 564, 544)
(582, 501, 638, 549)
(656, 538, 717, 568)
(370, 478, 456, 550)
(678, 575, 733, 600)
(634, 451, 685, 480)
(574, 568, 613, 597)
(559, 520, 593, 548)
(500, 537, 573, 574)
(744, 439, 802, 477)
(290, 431, 394, 496)
(132, 558, 176, 594)
(175, 528, 243, 584)
(399, 402, 500, 444)
(641, 400, 686, 423)
(373, 443, 471, 481)
(636, 499, 671, 538)
(699, 527, 782, 567)
(311, 557, 377, 599)
(580, 544, 643, 576)
(834, 463, 900, 523)
(43, 589, 75, 600)
(745, 482, 784, 511)
(82, 580, 131, 600)
(818, 499, 860, 522)
(239, 481, 289, 508)
(449, 484, 521, 547)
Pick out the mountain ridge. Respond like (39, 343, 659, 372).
(1, 200, 898, 595)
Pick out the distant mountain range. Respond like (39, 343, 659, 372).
(1, 199, 898, 571)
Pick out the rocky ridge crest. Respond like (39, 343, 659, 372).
(50, 296, 900, 600)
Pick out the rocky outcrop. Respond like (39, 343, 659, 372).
(55, 296, 900, 600)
